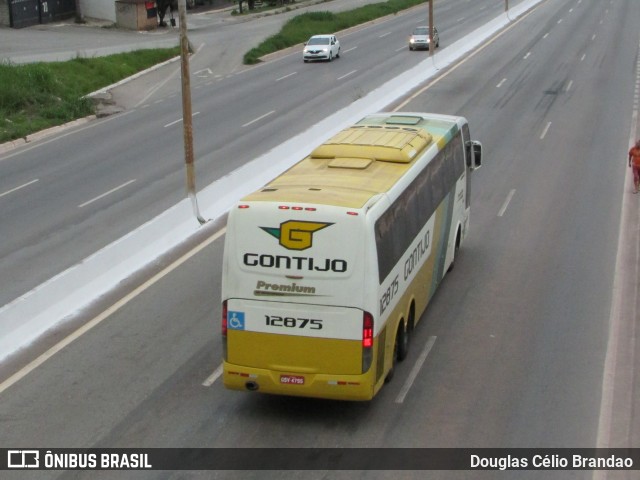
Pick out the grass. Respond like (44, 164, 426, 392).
(0, 47, 180, 143)
(243, 0, 424, 64)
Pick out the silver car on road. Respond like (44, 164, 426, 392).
(409, 26, 439, 51)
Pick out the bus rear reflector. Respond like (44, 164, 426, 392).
(362, 312, 373, 348)
(362, 312, 374, 373)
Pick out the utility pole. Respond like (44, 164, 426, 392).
(178, 0, 206, 224)
(428, 0, 434, 58)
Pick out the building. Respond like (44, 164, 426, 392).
(2, 0, 133, 28)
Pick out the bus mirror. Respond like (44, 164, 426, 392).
(469, 141, 482, 170)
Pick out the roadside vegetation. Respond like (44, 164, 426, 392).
(0, 47, 179, 143)
(243, 0, 423, 64)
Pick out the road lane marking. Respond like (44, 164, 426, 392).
(0, 179, 39, 199)
(498, 189, 516, 217)
(202, 364, 223, 387)
(496, 78, 507, 88)
(0, 227, 227, 396)
(276, 72, 297, 82)
(395, 336, 437, 404)
(379, 32, 391, 38)
(337, 70, 357, 81)
(164, 111, 200, 128)
(343, 47, 357, 54)
(523, 52, 531, 60)
(242, 110, 275, 128)
(394, 4, 540, 110)
(78, 179, 136, 208)
(540, 121, 552, 140)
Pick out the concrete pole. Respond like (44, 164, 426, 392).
(429, 0, 434, 58)
(178, 0, 206, 224)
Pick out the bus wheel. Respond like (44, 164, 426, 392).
(385, 334, 399, 383)
(397, 321, 410, 362)
(448, 228, 461, 272)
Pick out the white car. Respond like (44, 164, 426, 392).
(409, 26, 439, 50)
(303, 35, 341, 62)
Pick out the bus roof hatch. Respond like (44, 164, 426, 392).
(311, 126, 432, 164)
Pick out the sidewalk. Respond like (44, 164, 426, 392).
(0, 2, 233, 65)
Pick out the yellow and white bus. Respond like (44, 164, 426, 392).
(221, 112, 482, 401)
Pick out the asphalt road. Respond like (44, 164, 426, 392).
(0, 0, 528, 307)
(1, 0, 639, 479)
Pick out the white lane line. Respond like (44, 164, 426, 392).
(379, 32, 391, 38)
(0, 178, 39, 199)
(395, 336, 437, 404)
(242, 110, 275, 128)
(523, 52, 531, 60)
(202, 364, 223, 387)
(337, 70, 357, 81)
(78, 179, 136, 208)
(0, 227, 227, 396)
(540, 121, 552, 140)
(565, 80, 573, 92)
(343, 46, 357, 54)
(164, 112, 200, 128)
(496, 78, 507, 88)
(276, 72, 297, 82)
(498, 189, 516, 217)
(581, 53, 586, 61)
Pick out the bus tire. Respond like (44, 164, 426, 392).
(385, 334, 399, 383)
(447, 227, 461, 273)
(397, 321, 410, 362)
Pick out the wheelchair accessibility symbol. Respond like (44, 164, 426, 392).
(227, 311, 245, 330)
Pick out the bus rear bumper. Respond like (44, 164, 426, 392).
(223, 362, 375, 401)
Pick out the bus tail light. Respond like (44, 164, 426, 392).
(362, 311, 374, 373)
(222, 300, 228, 360)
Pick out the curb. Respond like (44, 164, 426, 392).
(0, 117, 96, 155)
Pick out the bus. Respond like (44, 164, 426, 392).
(221, 112, 482, 401)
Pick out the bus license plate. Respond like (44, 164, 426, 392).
(280, 375, 305, 385)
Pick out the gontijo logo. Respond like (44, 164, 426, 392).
(260, 221, 333, 251)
